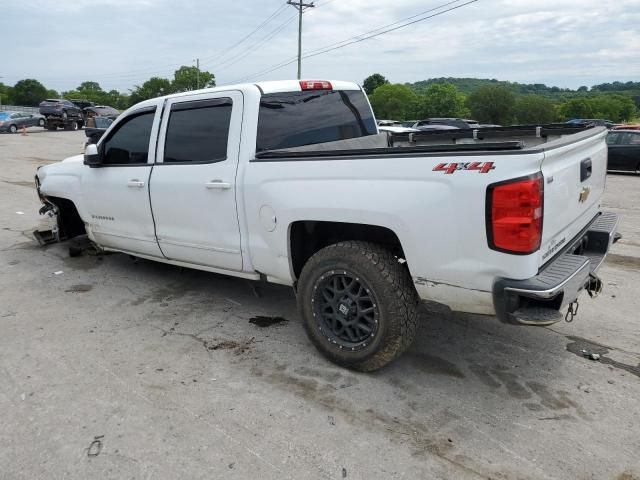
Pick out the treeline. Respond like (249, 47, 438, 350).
(0, 66, 216, 110)
(364, 74, 639, 124)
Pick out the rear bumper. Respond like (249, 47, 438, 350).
(494, 211, 619, 325)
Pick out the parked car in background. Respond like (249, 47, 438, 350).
(84, 115, 116, 148)
(607, 130, 640, 173)
(83, 105, 120, 121)
(378, 125, 420, 134)
(71, 99, 95, 111)
(0, 111, 45, 133)
(406, 118, 480, 129)
(377, 120, 400, 126)
(612, 124, 640, 131)
(567, 119, 615, 128)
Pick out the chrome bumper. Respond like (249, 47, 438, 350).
(494, 212, 619, 325)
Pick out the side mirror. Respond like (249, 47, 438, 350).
(84, 143, 103, 167)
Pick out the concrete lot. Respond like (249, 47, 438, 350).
(1, 128, 639, 480)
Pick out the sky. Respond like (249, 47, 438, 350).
(1, 0, 639, 93)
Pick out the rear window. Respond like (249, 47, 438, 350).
(256, 89, 376, 152)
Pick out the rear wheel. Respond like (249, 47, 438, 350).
(64, 121, 78, 131)
(297, 241, 419, 371)
(9, 124, 18, 133)
(38, 118, 45, 127)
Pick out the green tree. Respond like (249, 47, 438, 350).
(467, 85, 516, 125)
(362, 73, 389, 95)
(12, 79, 48, 106)
(0, 82, 15, 105)
(589, 95, 637, 121)
(513, 95, 557, 124)
(416, 83, 469, 118)
(558, 98, 594, 120)
(172, 66, 215, 92)
(129, 77, 174, 106)
(368, 83, 418, 120)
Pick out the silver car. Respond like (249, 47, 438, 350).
(0, 111, 45, 133)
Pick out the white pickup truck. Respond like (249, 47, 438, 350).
(35, 79, 619, 371)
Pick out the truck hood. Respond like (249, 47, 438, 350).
(37, 154, 84, 183)
(62, 154, 85, 164)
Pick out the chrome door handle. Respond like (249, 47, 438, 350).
(127, 180, 145, 188)
(205, 181, 232, 190)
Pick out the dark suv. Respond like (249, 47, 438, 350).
(39, 99, 84, 122)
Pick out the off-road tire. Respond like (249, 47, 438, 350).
(297, 241, 419, 372)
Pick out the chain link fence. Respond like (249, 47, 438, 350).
(0, 105, 40, 113)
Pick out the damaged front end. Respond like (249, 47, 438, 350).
(33, 171, 86, 246)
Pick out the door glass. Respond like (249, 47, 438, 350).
(606, 133, 620, 145)
(623, 133, 640, 145)
(164, 98, 232, 163)
(102, 110, 155, 165)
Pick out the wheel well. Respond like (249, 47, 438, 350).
(46, 196, 86, 240)
(289, 221, 405, 279)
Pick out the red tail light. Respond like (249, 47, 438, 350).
(299, 80, 332, 91)
(487, 173, 543, 254)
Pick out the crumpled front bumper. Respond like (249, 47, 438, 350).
(494, 212, 619, 325)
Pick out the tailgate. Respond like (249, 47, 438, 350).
(538, 127, 608, 266)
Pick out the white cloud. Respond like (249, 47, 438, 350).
(1, 0, 638, 91)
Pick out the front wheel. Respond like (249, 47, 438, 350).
(38, 118, 45, 127)
(9, 124, 18, 133)
(297, 241, 419, 372)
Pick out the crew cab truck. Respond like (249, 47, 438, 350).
(35, 80, 618, 371)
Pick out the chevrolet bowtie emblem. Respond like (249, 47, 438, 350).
(579, 186, 591, 203)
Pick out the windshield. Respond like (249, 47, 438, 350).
(256, 89, 377, 152)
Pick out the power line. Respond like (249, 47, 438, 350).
(201, 13, 298, 74)
(198, 3, 289, 67)
(229, 0, 479, 84)
(33, 4, 291, 85)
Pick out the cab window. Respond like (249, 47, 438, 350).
(102, 109, 156, 165)
(163, 98, 232, 163)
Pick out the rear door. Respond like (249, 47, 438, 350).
(149, 91, 244, 271)
(539, 128, 608, 265)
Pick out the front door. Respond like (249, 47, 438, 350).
(80, 103, 163, 257)
(149, 91, 243, 271)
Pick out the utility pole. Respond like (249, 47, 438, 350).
(195, 58, 200, 89)
(287, 0, 314, 79)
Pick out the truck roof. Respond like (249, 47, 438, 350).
(131, 80, 363, 110)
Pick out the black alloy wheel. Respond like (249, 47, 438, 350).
(313, 271, 379, 351)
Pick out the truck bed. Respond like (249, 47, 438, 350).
(255, 124, 596, 160)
